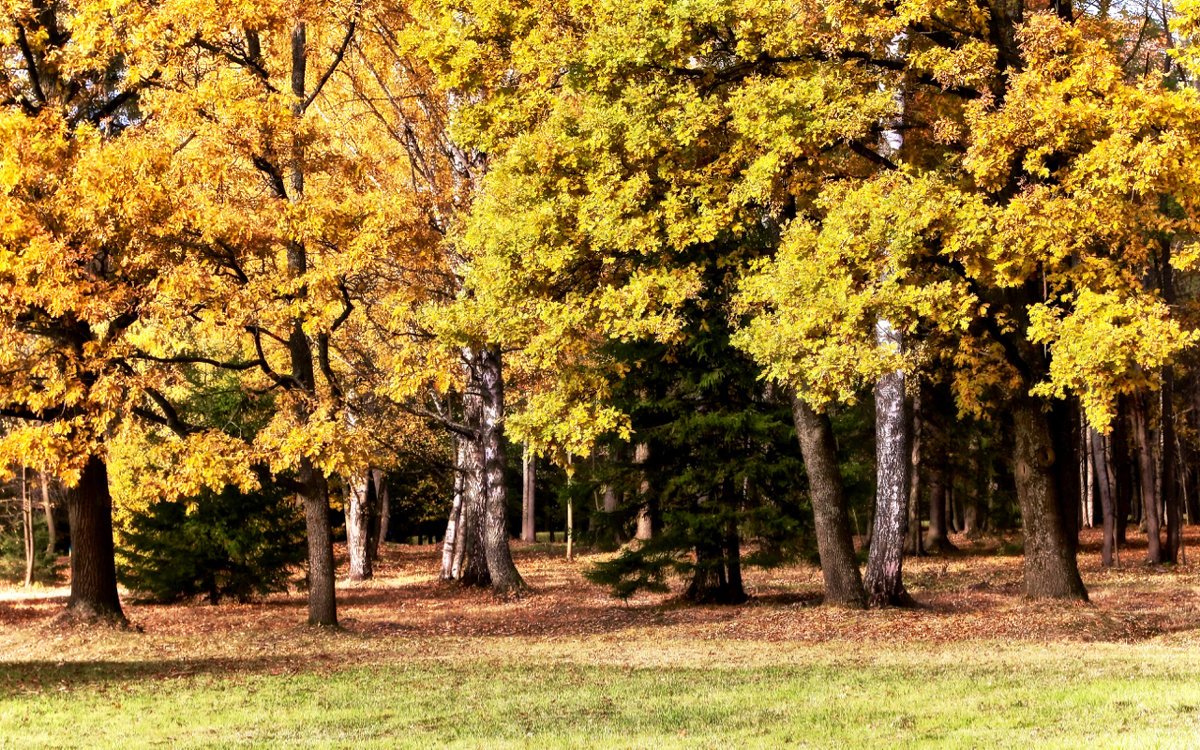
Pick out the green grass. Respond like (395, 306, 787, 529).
(3, 641, 1199, 748)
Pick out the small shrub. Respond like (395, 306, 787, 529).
(117, 483, 305, 604)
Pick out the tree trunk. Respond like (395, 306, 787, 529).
(1089, 427, 1115, 566)
(790, 395, 866, 608)
(521, 444, 536, 542)
(346, 471, 374, 581)
(477, 346, 525, 594)
(864, 323, 910, 607)
(1162, 367, 1181, 563)
(1012, 400, 1088, 600)
(1112, 395, 1133, 544)
(300, 460, 337, 625)
(40, 470, 55, 556)
(371, 469, 389, 559)
(1130, 393, 1162, 563)
(64, 454, 125, 623)
(634, 443, 653, 540)
(1049, 400, 1081, 557)
(905, 390, 925, 556)
(458, 390, 490, 587)
(441, 441, 466, 580)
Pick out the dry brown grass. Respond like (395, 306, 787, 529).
(2, 526, 1198, 670)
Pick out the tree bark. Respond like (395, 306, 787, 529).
(477, 346, 525, 594)
(521, 444, 536, 542)
(441, 441, 466, 580)
(864, 321, 910, 607)
(1130, 392, 1162, 563)
(790, 395, 866, 608)
(1012, 400, 1088, 600)
(1089, 427, 1115, 566)
(346, 471, 374, 581)
(64, 454, 125, 623)
(300, 460, 337, 625)
(458, 389, 490, 587)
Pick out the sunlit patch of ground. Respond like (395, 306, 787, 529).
(2, 526, 1198, 668)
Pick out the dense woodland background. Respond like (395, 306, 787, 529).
(1, 0, 1200, 631)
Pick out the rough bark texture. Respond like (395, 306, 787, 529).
(1012, 401, 1088, 600)
(477, 346, 525, 594)
(791, 395, 866, 608)
(346, 471, 374, 581)
(64, 455, 125, 624)
(299, 459, 337, 625)
(371, 469, 390, 559)
(521, 445, 536, 543)
(1130, 393, 1162, 564)
(459, 390, 490, 587)
(1089, 428, 1116, 566)
(864, 321, 910, 607)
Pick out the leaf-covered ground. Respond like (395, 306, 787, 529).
(2, 528, 1199, 747)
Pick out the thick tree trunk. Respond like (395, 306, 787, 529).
(477, 346, 525, 594)
(459, 390, 490, 587)
(864, 321, 910, 607)
(346, 471, 374, 581)
(40, 470, 55, 556)
(300, 460, 337, 625)
(1049, 400, 1081, 557)
(925, 473, 955, 553)
(521, 444, 536, 542)
(1130, 393, 1162, 563)
(1089, 428, 1115, 566)
(791, 395, 866, 608)
(1012, 401, 1088, 600)
(64, 455, 125, 623)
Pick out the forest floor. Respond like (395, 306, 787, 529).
(2, 527, 1200, 748)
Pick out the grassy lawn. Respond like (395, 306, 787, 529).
(3, 531, 1200, 748)
(4, 641, 1200, 748)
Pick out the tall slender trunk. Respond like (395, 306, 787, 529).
(521, 444, 536, 542)
(1089, 428, 1115, 566)
(1012, 400, 1088, 600)
(1112, 395, 1133, 544)
(280, 21, 338, 626)
(864, 321, 910, 607)
(1162, 367, 1181, 562)
(905, 391, 925, 556)
(346, 471, 374, 581)
(441, 441, 466, 580)
(370, 469, 389, 559)
(40, 470, 55, 556)
(477, 346, 525, 594)
(1130, 393, 1162, 563)
(791, 395, 866, 608)
(65, 454, 125, 623)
